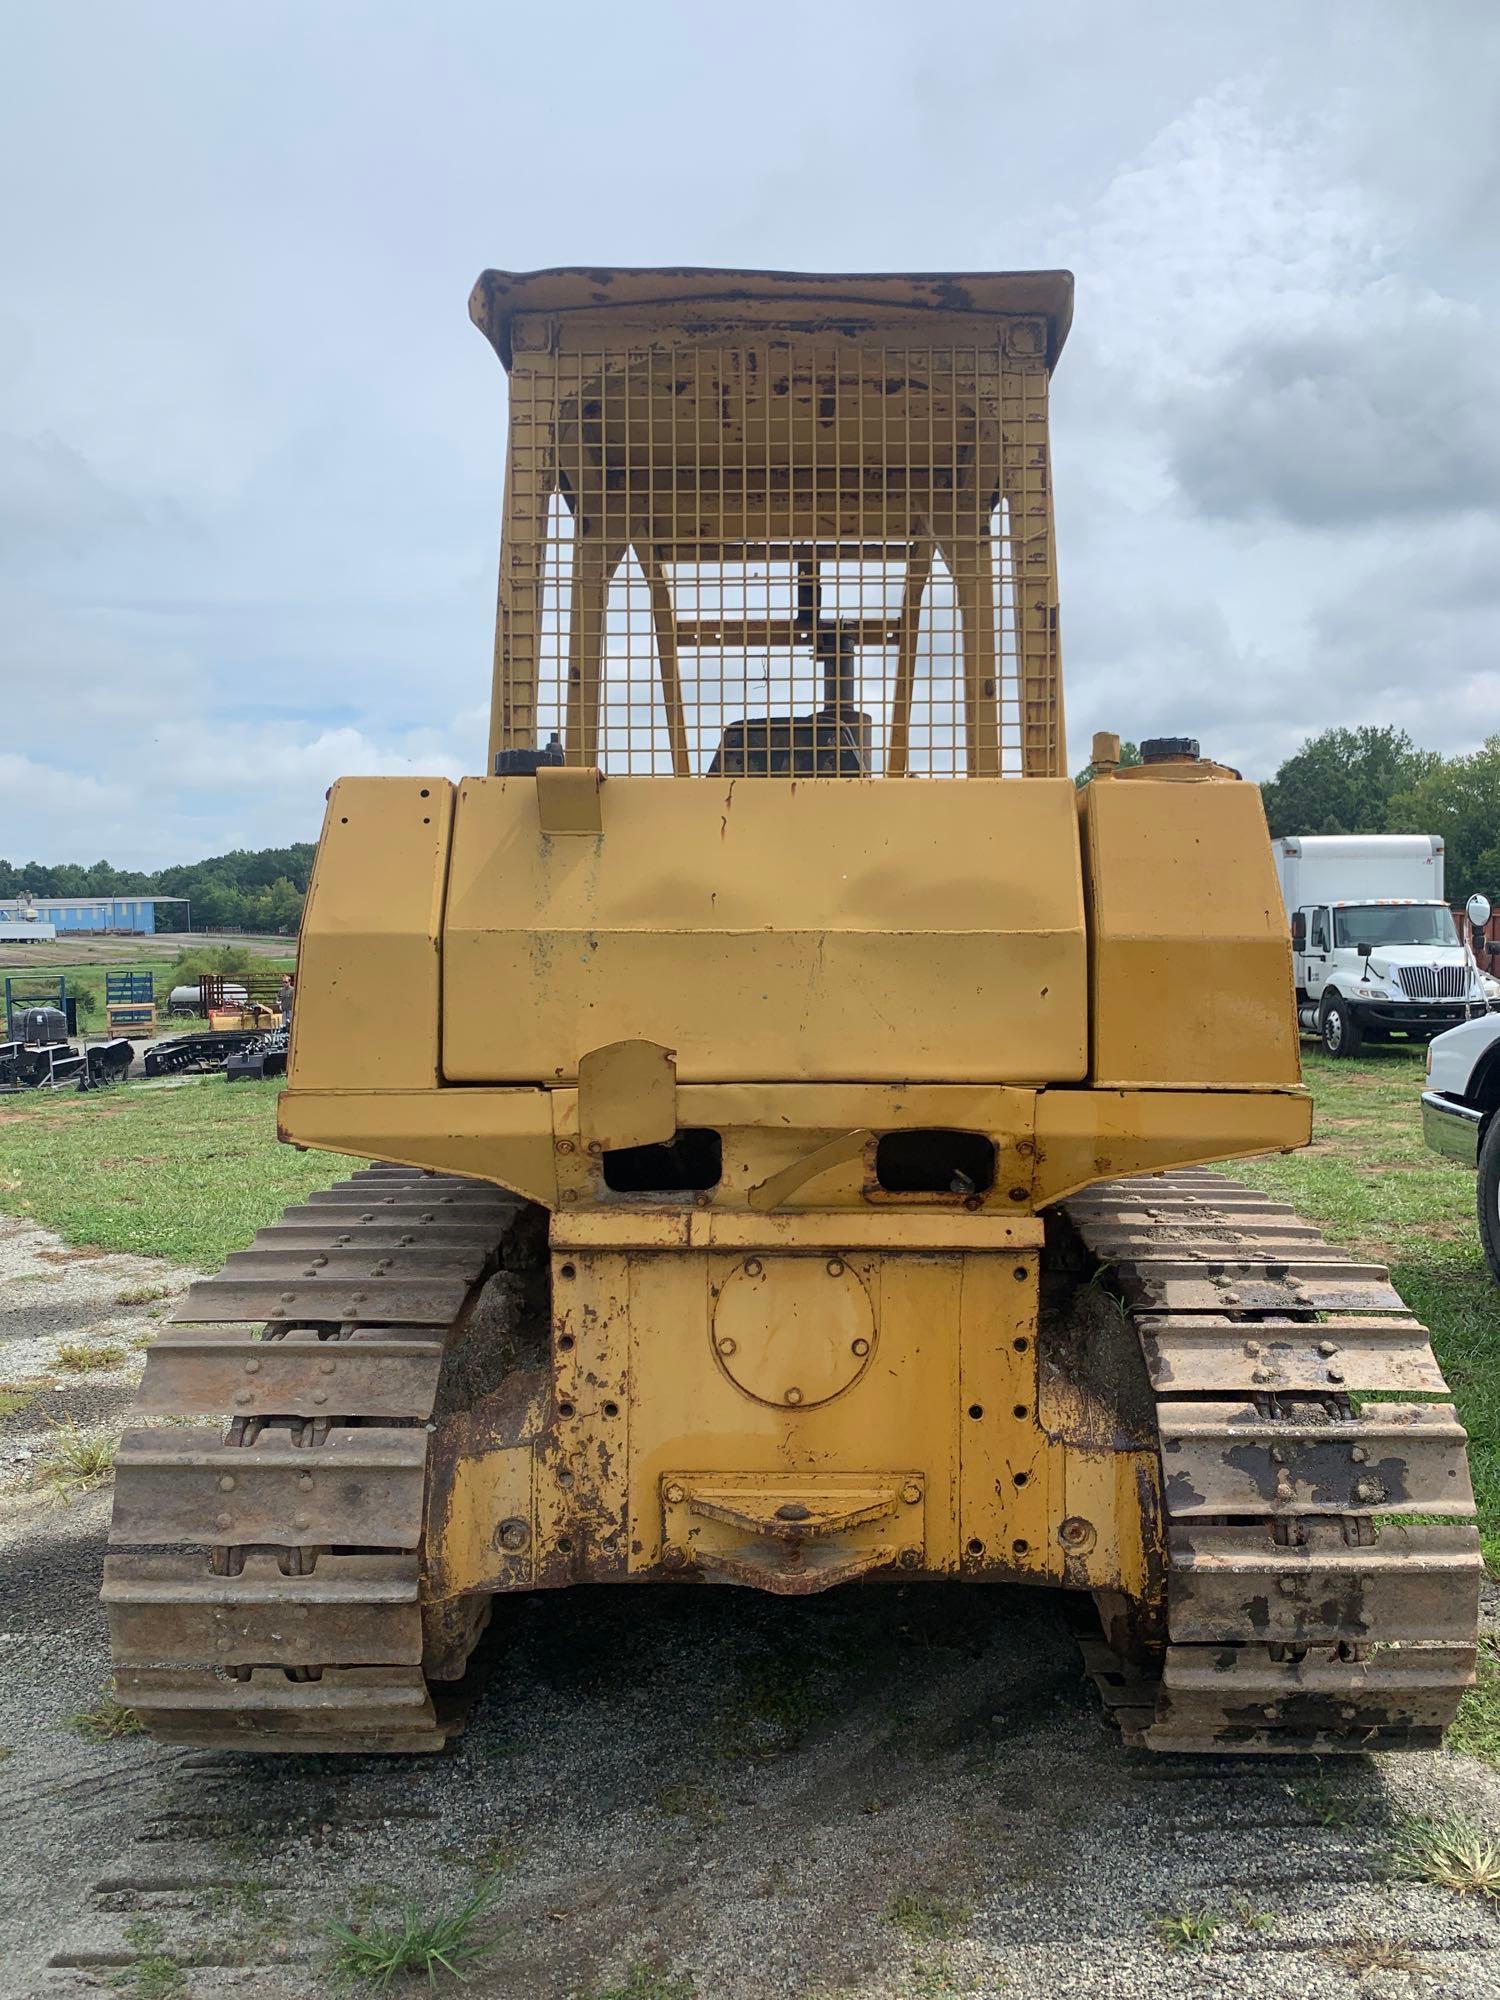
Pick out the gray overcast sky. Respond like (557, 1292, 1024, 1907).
(3, 0, 1498, 867)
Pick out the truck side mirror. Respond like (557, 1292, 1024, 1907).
(1358, 941, 1373, 959)
(1467, 893, 1491, 939)
(1291, 912, 1306, 949)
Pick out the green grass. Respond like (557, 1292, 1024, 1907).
(116, 1917, 188, 1997)
(1392, 1814, 1500, 1899)
(34, 1420, 117, 1497)
(0, 1078, 358, 1269)
(115, 1282, 175, 1306)
(1228, 1045, 1499, 1568)
(55, 1341, 125, 1373)
(585, 1970, 695, 2000)
(1447, 1639, 1500, 1765)
(1155, 1908, 1221, 1952)
(885, 1891, 972, 1944)
(69, 1686, 143, 1743)
(325, 1882, 500, 1990)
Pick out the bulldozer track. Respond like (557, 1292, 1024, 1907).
(103, 1162, 1482, 1760)
(1065, 1170, 1483, 1755)
(103, 1167, 520, 1755)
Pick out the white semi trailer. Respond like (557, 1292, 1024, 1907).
(1274, 834, 1487, 1056)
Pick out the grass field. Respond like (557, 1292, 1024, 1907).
(0, 931, 296, 971)
(0, 1077, 356, 1267)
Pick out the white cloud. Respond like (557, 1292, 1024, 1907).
(1044, 79, 1500, 774)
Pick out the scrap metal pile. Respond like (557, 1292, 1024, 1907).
(0, 1006, 133, 1093)
(144, 1026, 286, 1078)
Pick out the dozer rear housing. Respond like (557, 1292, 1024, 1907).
(105, 269, 1480, 1754)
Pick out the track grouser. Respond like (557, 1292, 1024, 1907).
(105, 269, 1481, 1754)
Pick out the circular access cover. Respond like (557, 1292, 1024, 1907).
(711, 1255, 875, 1409)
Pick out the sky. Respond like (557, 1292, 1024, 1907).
(2, 0, 1498, 868)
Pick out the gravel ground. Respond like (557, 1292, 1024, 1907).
(2, 1213, 1498, 2000)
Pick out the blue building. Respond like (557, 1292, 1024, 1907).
(0, 896, 187, 935)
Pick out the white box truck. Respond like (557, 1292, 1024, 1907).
(1275, 834, 1487, 1056)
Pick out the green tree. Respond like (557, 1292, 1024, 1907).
(1387, 735, 1500, 905)
(259, 876, 305, 933)
(0, 841, 319, 928)
(170, 943, 262, 985)
(1259, 726, 1440, 838)
(1074, 740, 1143, 788)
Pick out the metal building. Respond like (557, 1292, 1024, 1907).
(0, 896, 186, 935)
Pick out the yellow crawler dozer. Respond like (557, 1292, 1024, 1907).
(105, 269, 1481, 1755)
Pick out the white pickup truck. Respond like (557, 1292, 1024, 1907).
(1422, 906, 1500, 1282)
(1276, 834, 1489, 1057)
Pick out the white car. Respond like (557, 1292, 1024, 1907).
(1422, 1007, 1500, 1283)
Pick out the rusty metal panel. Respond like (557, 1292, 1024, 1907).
(1156, 1642, 1476, 1736)
(1122, 1258, 1404, 1314)
(220, 1247, 491, 1279)
(1085, 1235, 1345, 1264)
(111, 1426, 428, 1548)
(136, 1329, 444, 1421)
(144, 1726, 448, 1752)
(664, 1473, 917, 1594)
(171, 1276, 474, 1326)
(1070, 1216, 1318, 1245)
(956, 1249, 1056, 1577)
(303, 1185, 513, 1209)
(251, 1221, 503, 1249)
(1068, 1189, 1302, 1219)
(103, 1553, 424, 1666)
(552, 1210, 1046, 1252)
(539, 1249, 631, 1581)
(1158, 1401, 1475, 1517)
(1166, 1524, 1482, 1645)
(117, 1664, 437, 1736)
(1138, 1315, 1450, 1396)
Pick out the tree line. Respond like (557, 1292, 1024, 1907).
(1258, 728, 1500, 904)
(0, 845, 316, 933)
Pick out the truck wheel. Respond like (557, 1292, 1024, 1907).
(1479, 1117, 1500, 1286)
(1320, 995, 1363, 1058)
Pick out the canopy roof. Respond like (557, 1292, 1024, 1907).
(469, 266, 1075, 370)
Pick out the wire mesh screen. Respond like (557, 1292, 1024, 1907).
(495, 332, 1061, 778)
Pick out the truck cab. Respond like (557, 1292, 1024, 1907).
(1276, 834, 1486, 1057)
(1291, 897, 1485, 1055)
